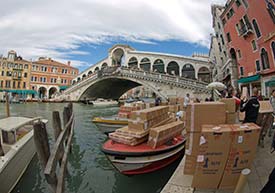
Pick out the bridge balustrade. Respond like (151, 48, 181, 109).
(64, 67, 210, 95)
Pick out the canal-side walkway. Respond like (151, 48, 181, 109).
(161, 132, 275, 193)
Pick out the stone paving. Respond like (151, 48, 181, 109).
(161, 130, 275, 193)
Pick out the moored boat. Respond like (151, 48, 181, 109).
(0, 117, 47, 193)
(92, 98, 118, 106)
(92, 116, 128, 134)
(101, 135, 185, 175)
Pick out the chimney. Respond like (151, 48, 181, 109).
(67, 61, 71, 66)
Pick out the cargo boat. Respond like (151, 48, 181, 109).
(92, 116, 128, 134)
(101, 135, 185, 175)
(0, 117, 48, 193)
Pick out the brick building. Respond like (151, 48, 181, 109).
(0, 50, 34, 100)
(220, 0, 275, 97)
(30, 58, 79, 99)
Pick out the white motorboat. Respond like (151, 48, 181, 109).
(91, 98, 118, 107)
(102, 135, 186, 175)
(0, 117, 47, 193)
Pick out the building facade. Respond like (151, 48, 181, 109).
(30, 58, 79, 98)
(210, 4, 238, 89)
(0, 50, 33, 100)
(220, 0, 275, 97)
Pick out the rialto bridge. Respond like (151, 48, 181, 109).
(60, 44, 212, 101)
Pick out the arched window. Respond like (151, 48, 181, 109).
(101, 63, 108, 69)
(167, 61, 179, 75)
(140, 58, 151, 71)
(198, 67, 210, 83)
(128, 57, 138, 69)
(153, 59, 165, 73)
(261, 48, 270, 70)
(272, 41, 275, 60)
(182, 64, 195, 79)
(252, 19, 261, 38)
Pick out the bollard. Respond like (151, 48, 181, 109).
(234, 168, 251, 193)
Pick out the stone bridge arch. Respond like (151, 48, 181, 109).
(78, 76, 166, 101)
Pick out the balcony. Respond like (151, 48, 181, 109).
(12, 76, 22, 80)
(239, 24, 253, 38)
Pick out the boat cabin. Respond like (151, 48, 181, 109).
(0, 117, 37, 155)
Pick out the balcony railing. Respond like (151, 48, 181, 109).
(239, 24, 253, 37)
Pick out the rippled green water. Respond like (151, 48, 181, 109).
(0, 103, 180, 193)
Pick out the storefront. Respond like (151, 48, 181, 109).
(265, 77, 275, 97)
(238, 74, 261, 96)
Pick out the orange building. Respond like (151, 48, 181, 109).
(30, 57, 79, 99)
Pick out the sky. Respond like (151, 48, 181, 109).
(0, 0, 226, 72)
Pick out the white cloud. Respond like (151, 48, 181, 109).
(0, 0, 226, 68)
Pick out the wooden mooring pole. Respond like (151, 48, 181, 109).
(34, 103, 74, 193)
(5, 92, 10, 117)
(52, 111, 64, 166)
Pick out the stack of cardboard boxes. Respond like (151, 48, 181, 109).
(148, 120, 184, 148)
(183, 101, 261, 190)
(220, 98, 237, 124)
(110, 106, 169, 146)
(184, 102, 227, 174)
(168, 97, 185, 112)
(110, 105, 186, 148)
(191, 123, 260, 189)
(118, 105, 142, 119)
(118, 102, 156, 119)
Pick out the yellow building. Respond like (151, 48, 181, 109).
(0, 50, 34, 100)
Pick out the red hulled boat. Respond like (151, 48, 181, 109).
(101, 135, 186, 175)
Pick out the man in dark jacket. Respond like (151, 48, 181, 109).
(240, 87, 260, 123)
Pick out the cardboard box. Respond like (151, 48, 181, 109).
(239, 112, 245, 121)
(168, 97, 178, 105)
(191, 124, 232, 189)
(259, 101, 273, 113)
(109, 132, 148, 146)
(116, 126, 149, 138)
(168, 104, 180, 113)
(185, 102, 226, 133)
(128, 113, 167, 131)
(130, 106, 169, 120)
(147, 121, 184, 148)
(220, 98, 236, 113)
(219, 123, 261, 189)
(226, 112, 237, 124)
(184, 155, 197, 175)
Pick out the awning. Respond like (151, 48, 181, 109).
(59, 85, 69, 90)
(265, 77, 275, 87)
(0, 89, 37, 95)
(238, 74, 260, 84)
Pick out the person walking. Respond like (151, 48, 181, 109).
(270, 90, 275, 115)
(240, 87, 260, 123)
(184, 93, 190, 107)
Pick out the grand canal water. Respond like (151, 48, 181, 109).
(0, 103, 180, 193)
